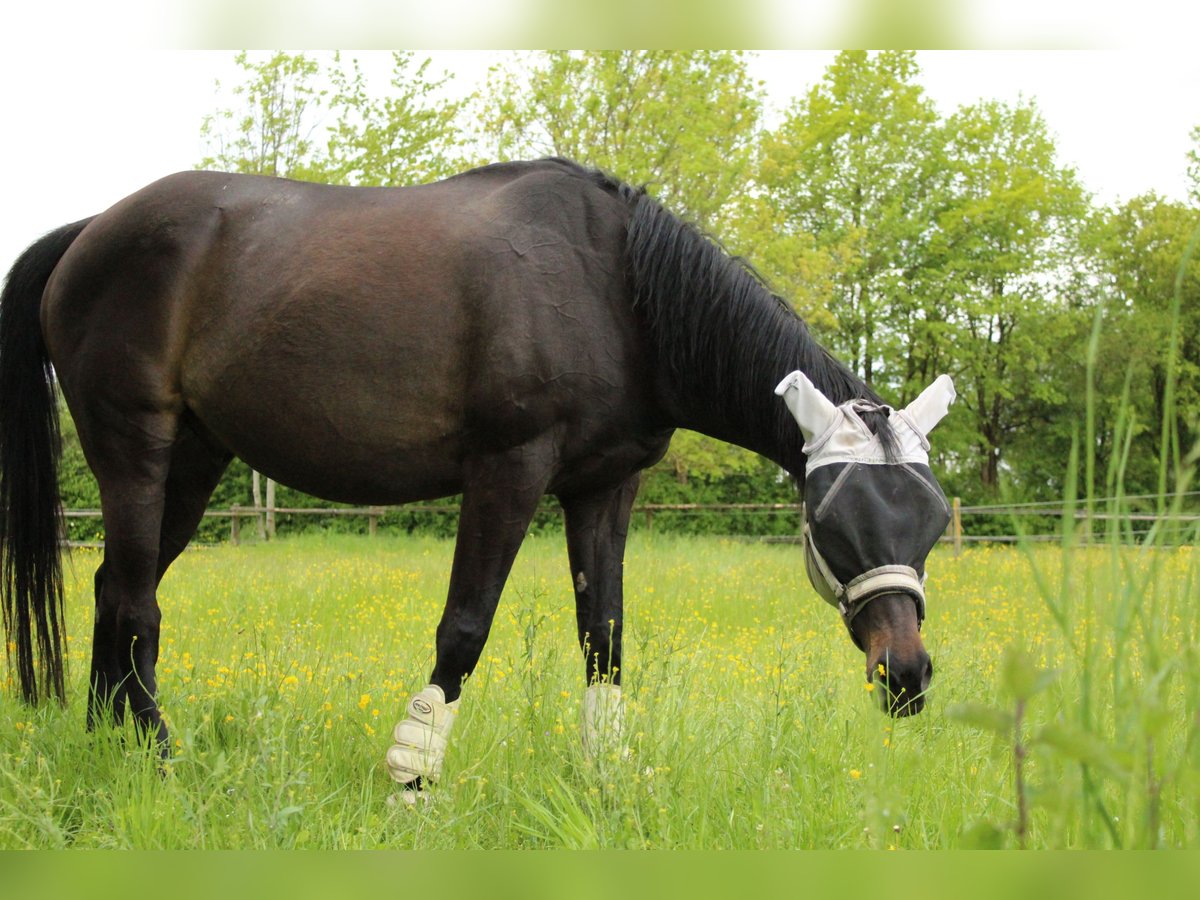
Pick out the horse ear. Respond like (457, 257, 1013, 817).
(774, 371, 839, 443)
(903, 374, 956, 436)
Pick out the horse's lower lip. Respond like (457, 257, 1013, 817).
(889, 697, 924, 716)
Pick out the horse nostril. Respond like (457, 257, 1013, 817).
(867, 654, 932, 716)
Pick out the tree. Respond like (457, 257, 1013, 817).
(201, 51, 468, 188)
(931, 98, 1090, 494)
(760, 60, 1094, 498)
(1094, 194, 1200, 492)
(200, 52, 329, 180)
(1187, 124, 1200, 206)
(758, 50, 940, 391)
(323, 52, 467, 187)
(480, 51, 763, 233)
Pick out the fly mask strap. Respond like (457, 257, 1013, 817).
(803, 515, 926, 650)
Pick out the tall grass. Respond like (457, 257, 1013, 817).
(0, 530, 1196, 848)
(945, 224, 1200, 849)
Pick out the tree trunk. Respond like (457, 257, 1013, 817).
(981, 445, 1000, 490)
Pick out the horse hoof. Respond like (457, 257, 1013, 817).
(387, 782, 431, 809)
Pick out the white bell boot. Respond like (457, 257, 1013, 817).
(386, 684, 460, 785)
(581, 683, 624, 759)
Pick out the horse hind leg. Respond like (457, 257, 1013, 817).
(82, 408, 174, 749)
(87, 558, 125, 729)
(152, 419, 232, 584)
(86, 412, 230, 750)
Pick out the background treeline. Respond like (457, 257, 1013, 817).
(57, 51, 1200, 540)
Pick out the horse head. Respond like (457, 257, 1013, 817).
(776, 371, 956, 716)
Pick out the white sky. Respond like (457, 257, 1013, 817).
(1, 49, 1197, 275)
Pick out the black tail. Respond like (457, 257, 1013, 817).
(0, 218, 93, 704)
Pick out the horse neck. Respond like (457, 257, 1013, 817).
(658, 309, 860, 474)
(620, 185, 877, 475)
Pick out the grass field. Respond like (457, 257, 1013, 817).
(1, 532, 1197, 849)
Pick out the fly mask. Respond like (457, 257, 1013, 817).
(774, 371, 956, 649)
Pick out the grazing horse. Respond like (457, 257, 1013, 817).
(0, 158, 953, 790)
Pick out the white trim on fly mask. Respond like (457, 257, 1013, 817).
(774, 371, 955, 472)
(386, 684, 460, 784)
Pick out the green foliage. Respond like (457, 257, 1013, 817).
(199, 52, 328, 180)
(479, 51, 763, 232)
(199, 51, 468, 187)
(932, 97, 1090, 493)
(756, 54, 1093, 502)
(1188, 124, 1200, 205)
(322, 52, 468, 187)
(56, 399, 100, 543)
(1094, 194, 1200, 491)
(759, 51, 939, 387)
(635, 454, 800, 537)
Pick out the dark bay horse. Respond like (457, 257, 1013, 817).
(0, 159, 951, 786)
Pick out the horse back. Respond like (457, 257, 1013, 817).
(41, 165, 664, 503)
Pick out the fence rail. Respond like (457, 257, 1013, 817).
(59, 497, 1200, 552)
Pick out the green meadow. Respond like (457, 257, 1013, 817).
(1, 532, 1196, 849)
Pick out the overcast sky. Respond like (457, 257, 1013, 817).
(1, 49, 1197, 275)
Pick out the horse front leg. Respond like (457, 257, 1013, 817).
(385, 446, 551, 792)
(561, 475, 639, 757)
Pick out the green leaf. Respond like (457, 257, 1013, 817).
(1001, 646, 1058, 702)
(1033, 722, 1132, 784)
(959, 820, 1007, 849)
(946, 702, 1015, 736)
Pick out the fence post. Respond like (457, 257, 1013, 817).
(952, 496, 962, 557)
(251, 471, 265, 540)
(231, 507, 241, 546)
(266, 478, 276, 540)
(368, 507, 381, 537)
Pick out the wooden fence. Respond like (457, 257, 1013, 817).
(61, 495, 1200, 553)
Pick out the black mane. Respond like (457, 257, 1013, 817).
(542, 158, 895, 470)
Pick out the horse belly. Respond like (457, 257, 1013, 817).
(181, 291, 472, 504)
(187, 378, 469, 505)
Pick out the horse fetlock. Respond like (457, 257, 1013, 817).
(385, 684, 460, 784)
(581, 683, 624, 758)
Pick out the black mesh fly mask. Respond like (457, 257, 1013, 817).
(775, 372, 956, 649)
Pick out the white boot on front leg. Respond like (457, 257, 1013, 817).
(581, 683, 624, 760)
(386, 684, 460, 788)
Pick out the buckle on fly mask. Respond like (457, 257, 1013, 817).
(775, 371, 955, 648)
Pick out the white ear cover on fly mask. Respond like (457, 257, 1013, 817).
(774, 370, 839, 443)
(901, 374, 956, 437)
